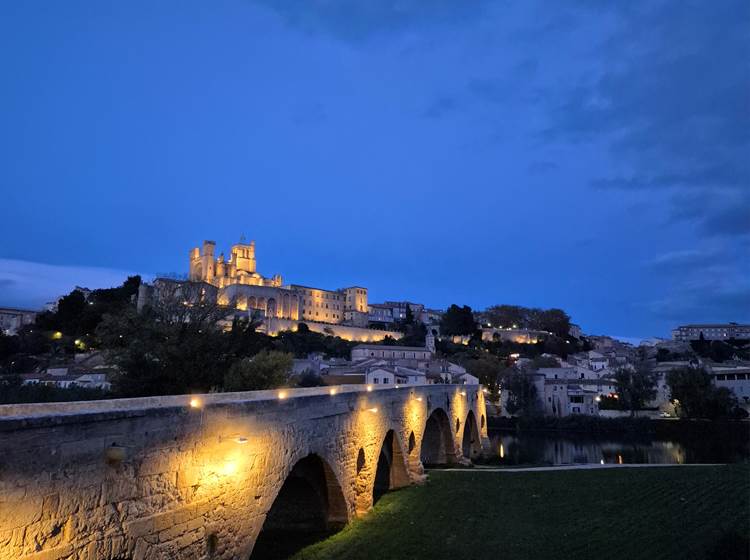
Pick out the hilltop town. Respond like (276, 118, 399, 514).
(1, 237, 748, 420)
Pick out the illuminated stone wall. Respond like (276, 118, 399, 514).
(0, 385, 489, 560)
(263, 317, 403, 342)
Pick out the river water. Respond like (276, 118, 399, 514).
(487, 428, 750, 465)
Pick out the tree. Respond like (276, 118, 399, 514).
(537, 309, 571, 338)
(296, 370, 325, 387)
(613, 365, 658, 416)
(440, 304, 477, 337)
(483, 305, 526, 329)
(461, 354, 508, 401)
(531, 355, 559, 369)
(224, 350, 293, 391)
(666, 367, 738, 419)
(503, 371, 541, 416)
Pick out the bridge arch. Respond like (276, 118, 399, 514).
(462, 410, 482, 461)
(372, 429, 410, 505)
(420, 407, 457, 466)
(250, 453, 347, 559)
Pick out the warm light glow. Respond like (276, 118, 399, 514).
(366, 385, 373, 392)
(220, 460, 238, 476)
(329, 388, 337, 396)
(482, 388, 488, 394)
(595, 396, 602, 402)
(617, 454, 623, 464)
(368, 407, 378, 413)
(460, 391, 467, 396)
(52, 331, 63, 340)
(499, 444, 505, 458)
(510, 353, 520, 359)
(278, 391, 287, 399)
(189, 397, 202, 409)
(416, 397, 423, 402)
(395, 385, 400, 389)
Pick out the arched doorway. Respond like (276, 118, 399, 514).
(250, 454, 347, 560)
(372, 430, 410, 505)
(420, 408, 457, 466)
(266, 298, 277, 318)
(462, 410, 482, 461)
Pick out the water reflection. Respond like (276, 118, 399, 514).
(488, 430, 749, 465)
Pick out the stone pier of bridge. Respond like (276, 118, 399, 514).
(0, 384, 490, 560)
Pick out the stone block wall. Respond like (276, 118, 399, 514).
(0, 385, 489, 559)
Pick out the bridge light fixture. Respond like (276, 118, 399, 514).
(189, 397, 202, 409)
(368, 407, 378, 413)
(460, 391, 467, 396)
(415, 397, 423, 402)
(366, 385, 373, 392)
(278, 391, 288, 400)
(219, 434, 249, 445)
(329, 388, 337, 396)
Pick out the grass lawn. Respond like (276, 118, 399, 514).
(292, 465, 749, 560)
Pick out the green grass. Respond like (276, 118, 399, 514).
(292, 466, 750, 560)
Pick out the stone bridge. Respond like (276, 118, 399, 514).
(0, 384, 490, 560)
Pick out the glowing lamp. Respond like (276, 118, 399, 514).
(189, 398, 202, 409)
(366, 385, 373, 392)
(460, 391, 467, 396)
(416, 397, 423, 402)
(329, 388, 337, 396)
(368, 407, 378, 413)
(278, 391, 288, 400)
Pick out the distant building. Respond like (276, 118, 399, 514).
(480, 327, 547, 344)
(351, 344, 433, 361)
(0, 307, 38, 335)
(709, 364, 750, 408)
(317, 343, 476, 387)
(21, 368, 111, 391)
(672, 323, 750, 342)
(139, 237, 401, 343)
(188, 238, 368, 326)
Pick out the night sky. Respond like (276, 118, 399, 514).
(1, 1, 748, 339)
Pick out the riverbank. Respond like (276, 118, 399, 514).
(292, 465, 749, 560)
(487, 414, 750, 438)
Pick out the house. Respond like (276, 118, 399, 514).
(20, 368, 112, 391)
(0, 307, 38, 335)
(544, 382, 600, 417)
(351, 344, 433, 361)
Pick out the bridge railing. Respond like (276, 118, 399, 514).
(0, 383, 473, 420)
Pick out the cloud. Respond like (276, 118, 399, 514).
(644, 284, 750, 323)
(0, 259, 146, 310)
(645, 249, 725, 274)
(542, 0, 750, 237)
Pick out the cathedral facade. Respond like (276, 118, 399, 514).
(188, 238, 368, 326)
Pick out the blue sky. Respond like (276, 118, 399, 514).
(1, 1, 748, 338)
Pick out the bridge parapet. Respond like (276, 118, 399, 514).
(0, 384, 489, 560)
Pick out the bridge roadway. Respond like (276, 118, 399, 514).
(0, 384, 490, 559)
